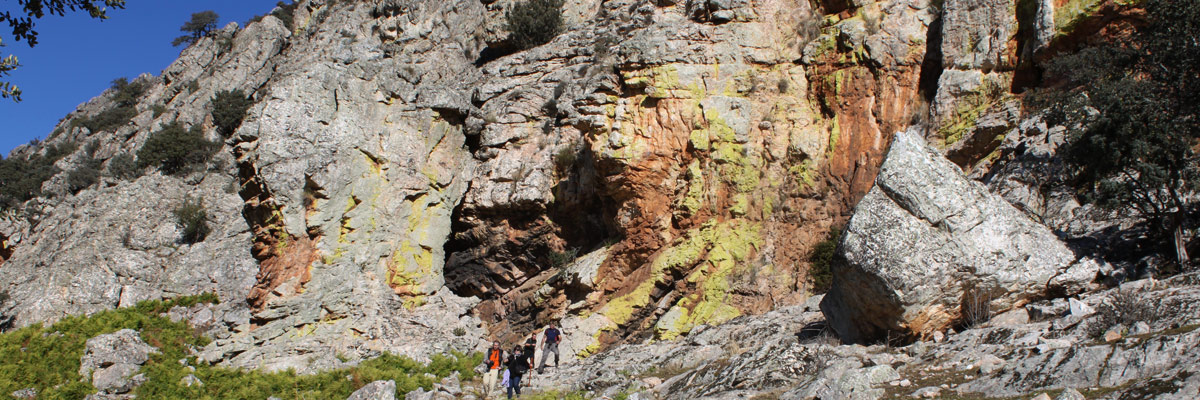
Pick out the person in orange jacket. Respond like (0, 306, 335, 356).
(482, 342, 504, 398)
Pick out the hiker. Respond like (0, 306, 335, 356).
(537, 323, 563, 373)
(506, 346, 531, 399)
(483, 342, 504, 398)
(522, 332, 537, 385)
(523, 331, 538, 362)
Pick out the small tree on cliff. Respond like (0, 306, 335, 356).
(505, 0, 564, 50)
(1040, 0, 1199, 269)
(211, 89, 252, 137)
(173, 195, 209, 244)
(172, 10, 219, 47)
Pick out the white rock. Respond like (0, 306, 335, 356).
(913, 386, 942, 398)
(978, 354, 1006, 375)
(1056, 388, 1086, 400)
(1069, 298, 1095, 317)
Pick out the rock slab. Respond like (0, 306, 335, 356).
(820, 128, 1101, 343)
(349, 380, 396, 400)
(79, 329, 158, 394)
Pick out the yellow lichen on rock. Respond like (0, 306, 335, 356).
(654, 221, 762, 341)
(386, 194, 441, 296)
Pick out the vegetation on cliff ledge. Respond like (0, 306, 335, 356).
(1033, 0, 1199, 269)
(505, 0, 564, 50)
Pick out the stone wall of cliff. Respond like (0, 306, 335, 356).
(0, 0, 1147, 370)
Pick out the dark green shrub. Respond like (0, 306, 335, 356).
(75, 78, 147, 133)
(211, 89, 253, 136)
(505, 0, 564, 50)
(808, 226, 841, 294)
(250, 2, 298, 31)
(83, 140, 99, 157)
(107, 153, 142, 180)
(152, 104, 167, 118)
(66, 157, 102, 194)
(554, 145, 577, 174)
(272, 1, 297, 31)
(136, 121, 219, 175)
(174, 195, 210, 244)
(0, 141, 77, 208)
(80, 106, 137, 133)
(548, 247, 579, 268)
(1036, 0, 1200, 268)
(109, 77, 147, 108)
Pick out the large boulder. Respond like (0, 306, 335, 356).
(348, 380, 396, 400)
(79, 329, 158, 395)
(820, 128, 1103, 343)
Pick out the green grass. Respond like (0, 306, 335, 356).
(0, 293, 483, 399)
(0, 293, 218, 399)
(523, 389, 592, 400)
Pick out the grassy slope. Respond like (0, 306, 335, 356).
(0, 294, 482, 399)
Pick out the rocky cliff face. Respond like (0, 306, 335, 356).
(0, 0, 1163, 376)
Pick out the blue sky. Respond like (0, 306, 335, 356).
(0, 1, 286, 157)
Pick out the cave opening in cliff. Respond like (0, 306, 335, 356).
(917, 15, 943, 104)
(441, 141, 618, 338)
(1011, 0, 1045, 92)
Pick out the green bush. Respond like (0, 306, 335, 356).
(66, 156, 102, 194)
(107, 153, 142, 180)
(174, 196, 210, 244)
(136, 121, 219, 175)
(110, 77, 147, 108)
(554, 145, 578, 174)
(505, 0, 564, 50)
(79, 106, 137, 133)
(250, 2, 298, 31)
(75, 78, 147, 133)
(211, 89, 253, 136)
(548, 247, 579, 268)
(273, 1, 298, 31)
(807, 226, 841, 294)
(1035, 0, 1200, 268)
(0, 141, 77, 208)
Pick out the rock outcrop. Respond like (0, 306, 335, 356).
(820, 128, 1103, 343)
(78, 329, 158, 397)
(1, 0, 925, 364)
(347, 380, 396, 400)
(0, 0, 1184, 392)
(508, 274, 1200, 399)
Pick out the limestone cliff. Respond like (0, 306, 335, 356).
(0, 0, 1152, 371)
